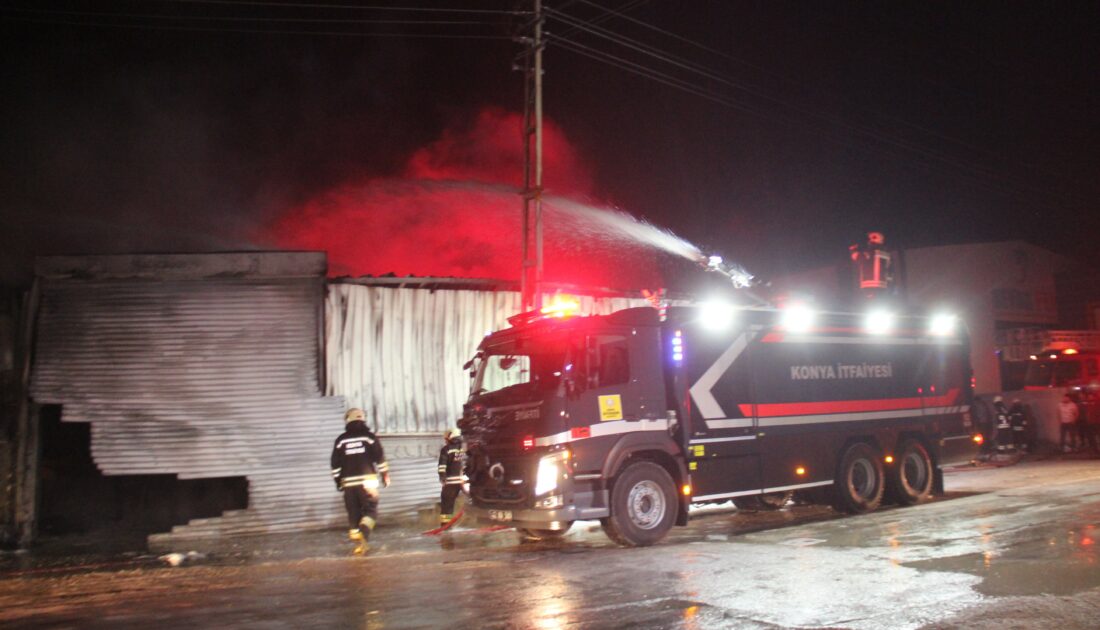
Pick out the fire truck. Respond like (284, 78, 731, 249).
(1024, 349, 1100, 390)
(459, 299, 981, 546)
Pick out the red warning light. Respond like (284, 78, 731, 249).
(540, 295, 581, 319)
(522, 436, 535, 450)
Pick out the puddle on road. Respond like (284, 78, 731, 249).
(905, 521, 1100, 596)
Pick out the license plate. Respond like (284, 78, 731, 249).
(488, 509, 513, 522)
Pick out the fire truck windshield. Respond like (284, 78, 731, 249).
(470, 333, 574, 398)
(1025, 359, 1082, 388)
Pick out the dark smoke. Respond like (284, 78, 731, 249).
(266, 108, 686, 289)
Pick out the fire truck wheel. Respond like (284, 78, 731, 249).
(733, 491, 794, 511)
(517, 523, 573, 540)
(832, 442, 885, 514)
(887, 439, 934, 505)
(602, 461, 676, 547)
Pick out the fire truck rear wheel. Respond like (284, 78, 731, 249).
(602, 461, 676, 547)
(832, 442, 885, 514)
(887, 439, 934, 505)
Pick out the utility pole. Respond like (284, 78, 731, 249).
(519, 0, 544, 311)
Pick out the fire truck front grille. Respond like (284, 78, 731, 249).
(475, 485, 526, 504)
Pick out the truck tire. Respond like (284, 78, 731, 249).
(601, 461, 676, 547)
(887, 439, 933, 505)
(832, 442, 884, 514)
(733, 491, 794, 511)
(518, 523, 573, 541)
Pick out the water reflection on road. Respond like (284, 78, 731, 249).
(1, 459, 1099, 629)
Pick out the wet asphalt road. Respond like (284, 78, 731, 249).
(2, 456, 1099, 629)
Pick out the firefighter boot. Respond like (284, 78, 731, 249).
(360, 515, 376, 538)
(440, 514, 453, 526)
(348, 529, 364, 542)
(354, 516, 376, 554)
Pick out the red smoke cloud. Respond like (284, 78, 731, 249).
(266, 108, 664, 288)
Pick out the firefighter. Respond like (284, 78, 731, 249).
(1008, 399, 1031, 453)
(1059, 394, 1079, 453)
(331, 408, 390, 550)
(438, 428, 465, 526)
(992, 396, 1014, 453)
(1085, 391, 1100, 456)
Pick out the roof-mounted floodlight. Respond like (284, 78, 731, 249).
(928, 313, 957, 336)
(699, 300, 736, 331)
(780, 304, 815, 332)
(864, 309, 895, 335)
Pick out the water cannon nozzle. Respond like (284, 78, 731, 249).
(700, 253, 754, 288)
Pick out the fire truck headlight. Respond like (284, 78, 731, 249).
(699, 300, 736, 331)
(535, 454, 564, 496)
(864, 309, 895, 335)
(535, 494, 564, 509)
(929, 313, 957, 336)
(781, 305, 815, 332)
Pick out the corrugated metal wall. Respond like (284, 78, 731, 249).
(28, 256, 651, 541)
(30, 255, 350, 543)
(324, 283, 647, 512)
(325, 284, 648, 431)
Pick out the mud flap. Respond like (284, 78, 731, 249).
(676, 495, 690, 526)
(933, 467, 945, 495)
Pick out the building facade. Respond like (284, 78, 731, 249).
(5, 253, 646, 546)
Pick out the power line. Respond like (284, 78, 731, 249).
(545, 32, 1082, 209)
(556, 0, 649, 39)
(142, 0, 529, 14)
(0, 14, 512, 39)
(547, 34, 771, 119)
(545, 4, 1091, 209)
(546, 8, 769, 103)
(564, 0, 1036, 184)
(543, 25, 1006, 182)
(3, 7, 500, 26)
(513, 0, 648, 65)
(569, 0, 740, 66)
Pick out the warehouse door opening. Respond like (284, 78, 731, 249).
(37, 406, 249, 541)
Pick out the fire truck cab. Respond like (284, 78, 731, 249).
(1024, 348, 1100, 390)
(459, 301, 980, 546)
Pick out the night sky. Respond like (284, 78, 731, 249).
(1, 1, 1097, 290)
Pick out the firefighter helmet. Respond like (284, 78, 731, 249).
(444, 428, 460, 441)
(345, 408, 366, 423)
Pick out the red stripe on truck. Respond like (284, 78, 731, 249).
(742, 388, 960, 417)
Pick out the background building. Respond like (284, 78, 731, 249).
(772, 240, 1083, 394)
